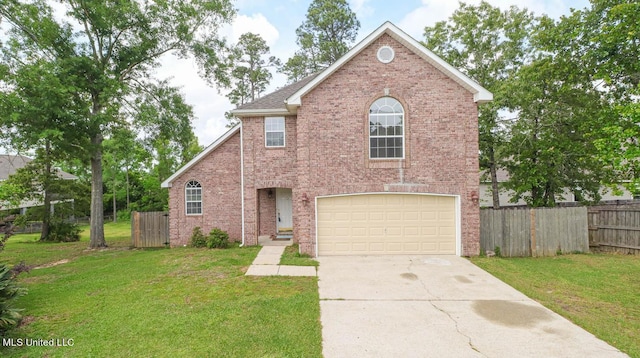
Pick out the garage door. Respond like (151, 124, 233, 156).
(317, 194, 456, 255)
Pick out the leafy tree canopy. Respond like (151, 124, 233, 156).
(280, 0, 360, 82)
(0, 0, 234, 247)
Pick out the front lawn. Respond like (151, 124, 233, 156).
(0, 223, 322, 357)
(471, 254, 640, 358)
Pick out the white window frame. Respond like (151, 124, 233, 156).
(185, 180, 202, 215)
(265, 117, 285, 148)
(369, 97, 405, 159)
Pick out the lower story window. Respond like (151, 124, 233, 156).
(185, 180, 202, 215)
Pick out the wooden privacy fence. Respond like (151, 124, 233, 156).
(131, 211, 169, 248)
(480, 207, 589, 257)
(588, 206, 640, 254)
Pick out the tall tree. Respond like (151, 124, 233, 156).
(424, 1, 538, 208)
(501, 54, 610, 206)
(227, 33, 280, 107)
(0, 51, 85, 237)
(574, 0, 640, 194)
(280, 0, 360, 82)
(0, 0, 234, 247)
(133, 81, 201, 182)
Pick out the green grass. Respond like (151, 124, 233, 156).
(279, 244, 319, 267)
(1, 223, 322, 357)
(1, 221, 132, 267)
(471, 254, 640, 358)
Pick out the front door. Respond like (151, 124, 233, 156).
(276, 188, 293, 232)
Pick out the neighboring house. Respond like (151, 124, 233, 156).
(162, 22, 493, 257)
(0, 154, 77, 212)
(479, 168, 635, 207)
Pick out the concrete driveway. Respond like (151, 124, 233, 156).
(317, 255, 628, 358)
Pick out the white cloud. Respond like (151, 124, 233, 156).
(155, 55, 231, 146)
(225, 13, 280, 46)
(154, 13, 281, 146)
(350, 0, 375, 18)
(398, 0, 462, 38)
(400, 0, 589, 41)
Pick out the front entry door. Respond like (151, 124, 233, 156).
(276, 188, 293, 232)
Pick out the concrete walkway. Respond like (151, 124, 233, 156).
(244, 236, 317, 277)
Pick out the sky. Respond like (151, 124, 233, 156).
(156, 0, 591, 146)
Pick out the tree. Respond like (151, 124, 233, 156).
(227, 33, 280, 106)
(423, 1, 538, 208)
(501, 55, 610, 206)
(573, 0, 640, 194)
(0, 51, 85, 238)
(133, 81, 201, 182)
(280, 0, 360, 82)
(0, 0, 234, 247)
(498, 0, 638, 206)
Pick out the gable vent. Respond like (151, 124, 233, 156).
(377, 46, 395, 63)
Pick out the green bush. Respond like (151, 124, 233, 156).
(117, 210, 132, 222)
(207, 228, 229, 249)
(43, 221, 81, 242)
(0, 263, 27, 334)
(190, 227, 207, 248)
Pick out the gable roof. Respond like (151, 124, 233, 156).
(287, 22, 492, 109)
(160, 125, 240, 188)
(231, 21, 492, 117)
(0, 154, 77, 181)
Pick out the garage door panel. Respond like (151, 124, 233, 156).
(421, 211, 437, 220)
(317, 194, 456, 255)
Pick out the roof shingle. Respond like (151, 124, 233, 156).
(0, 154, 77, 180)
(233, 73, 320, 112)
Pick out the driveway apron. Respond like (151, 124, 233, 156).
(317, 255, 628, 358)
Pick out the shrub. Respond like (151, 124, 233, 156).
(190, 227, 207, 248)
(494, 246, 502, 257)
(207, 228, 229, 249)
(41, 221, 81, 242)
(117, 210, 132, 222)
(0, 263, 27, 334)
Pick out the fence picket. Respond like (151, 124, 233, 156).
(481, 207, 588, 257)
(131, 211, 169, 248)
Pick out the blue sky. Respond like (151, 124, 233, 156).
(158, 0, 591, 146)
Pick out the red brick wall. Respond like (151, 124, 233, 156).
(241, 116, 297, 245)
(167, 131, 242, 246)
(294, 34, 481, 256)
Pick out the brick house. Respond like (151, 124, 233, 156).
(161, 22, 492, 256)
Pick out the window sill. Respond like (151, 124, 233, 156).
(367, 159, 408, 169)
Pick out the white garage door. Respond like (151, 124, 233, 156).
(317, 194, 456, 255)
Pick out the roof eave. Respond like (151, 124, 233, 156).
(474, 91, 493, 104)
(228, 108, 292, 118)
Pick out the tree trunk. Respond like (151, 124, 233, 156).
(488, 146, 500, 209)
(40, 140, 52, 241)
(112, 176, 117, 223)
(126, 165, 130, 210)
(89, 133, 107, 248)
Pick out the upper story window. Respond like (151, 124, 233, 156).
(185, 180, 202, 215)
(265, 117, 285, 147)
(369, 97, 404, 159)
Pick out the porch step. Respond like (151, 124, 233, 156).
(274, 234, 293, 240)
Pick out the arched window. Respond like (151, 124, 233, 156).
(185, 180, 202, 215)
(369, 97, 404, 159)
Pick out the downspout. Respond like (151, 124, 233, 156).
(239, 121, 246, 247)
